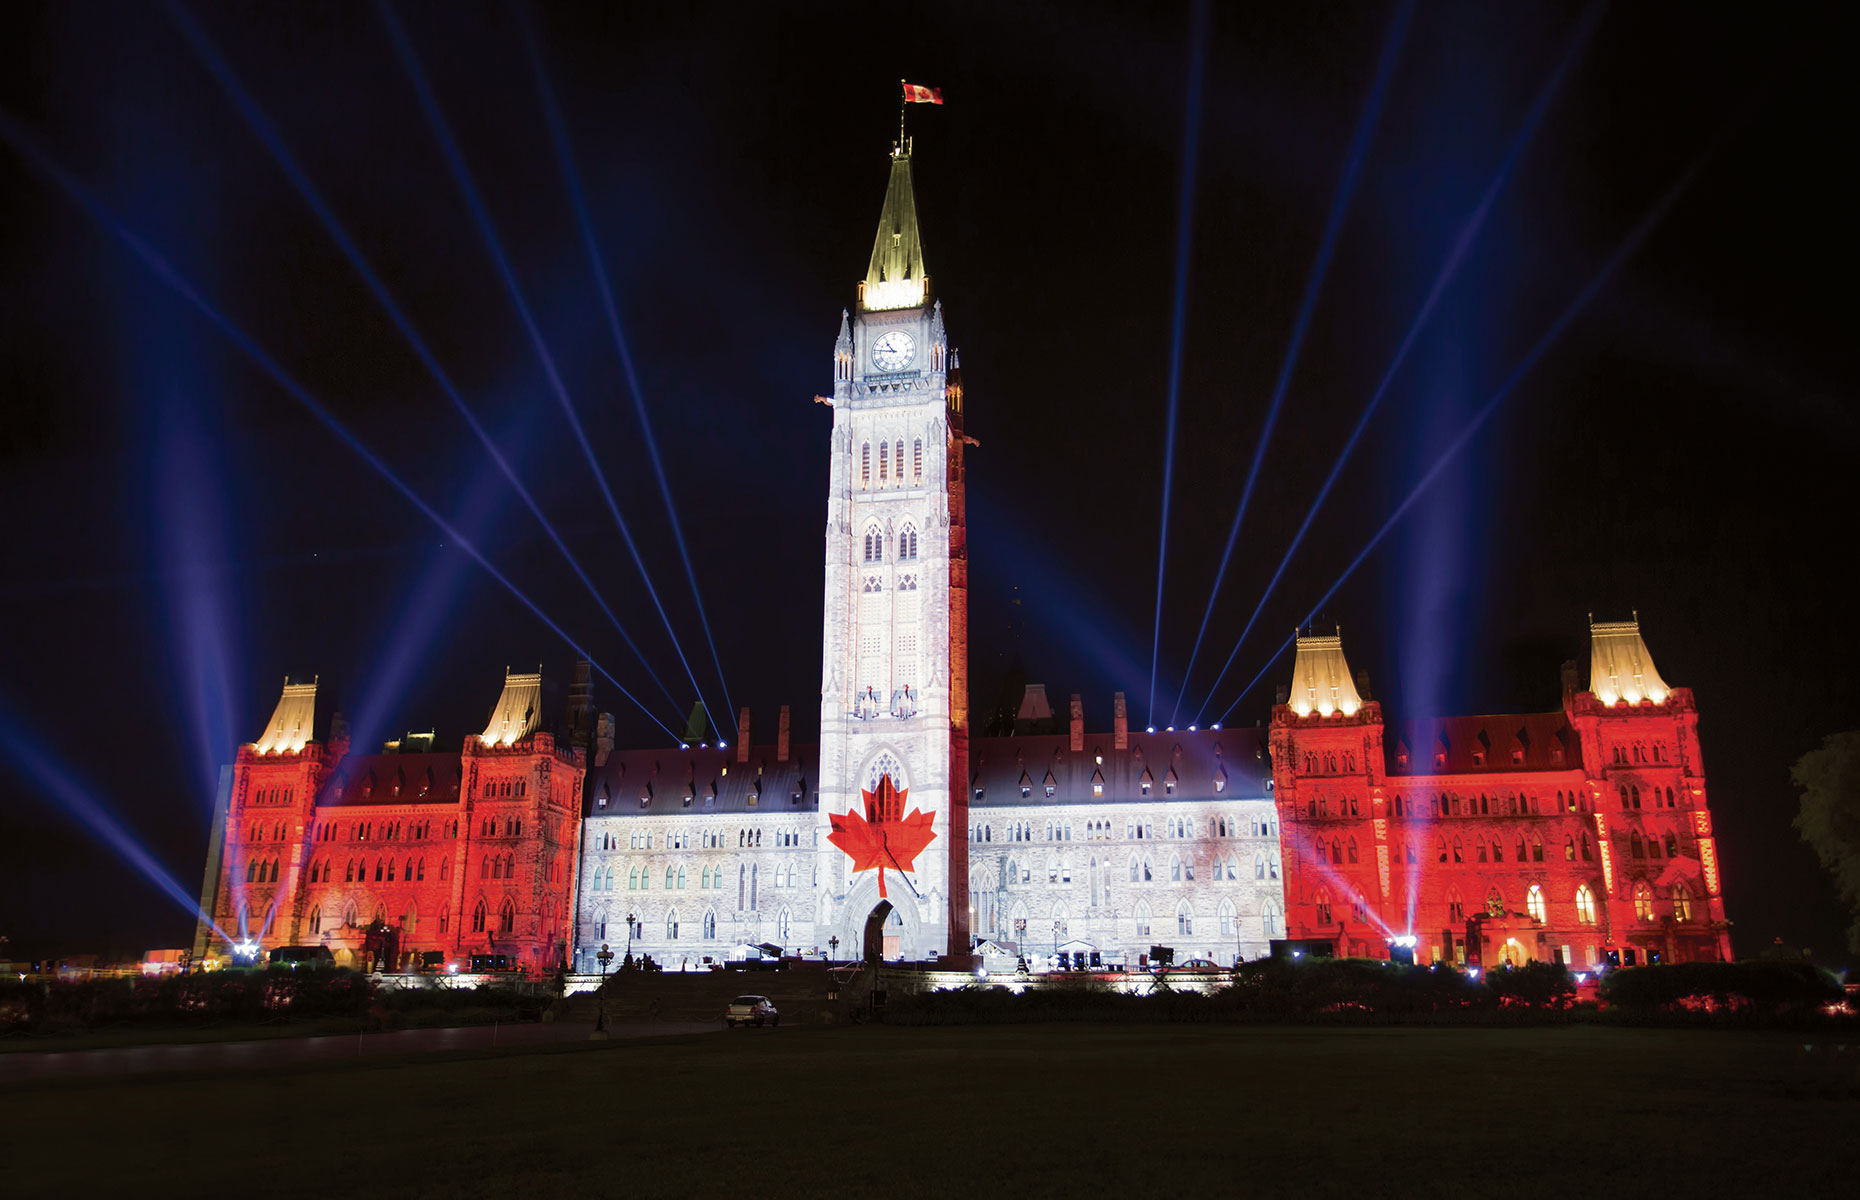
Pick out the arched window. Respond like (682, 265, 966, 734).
(1142, 857, 1153, 882)
(704, 910, 717, 939)
(499, 898, 515, 933)
(1447, 890, 1465, 924)
(1633, 881, 1655, 921)
(701, 866, 711, 889)
(1581, 833, 1593, 861)
(246, 860, 256, 883)
(1134, 901, 1152, 937)
(1485, 887, 1505, 917)
(778, 908, 792, 943)
(1575, 885, 1596, 924)
(860, 442, 870, 486)
(1177, 903, 1194, 936)
(1526, 885, 1547, 922)
(472, 898, 487, 933)
(912, 438, 923, 480)
(1664, 831, 1678, 857)
(308, 905, 322, 935)
(1255, 853, 1265, 880)
(666, 910, 680, 940)
(676, 865, 687, 889)
(878, 440, 889, 482)
(1315, 890, 1333, 926)
(1672, 882, 1693, 922)
(1219, 899, 1237, 938)
(665, 866, 676, 889)
(899, 525, 918, 561)
(1437, 836, 1448, 864)
(1170, 854, 1182, 881)
(1452, 838, 1464, 864)
(1346, 837, 1359, 864)
(1262, 898, 1282, 938)
(1630, 831, 1644, 859)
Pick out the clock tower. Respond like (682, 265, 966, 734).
(816, 137, 971, 961)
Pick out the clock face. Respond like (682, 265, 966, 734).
(871, 329, 916, 372)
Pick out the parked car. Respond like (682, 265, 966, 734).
(725, 995, 780, 1028)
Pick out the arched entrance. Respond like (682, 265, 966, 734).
(863, 900, 899, 965)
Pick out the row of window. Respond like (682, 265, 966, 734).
(978, 898, 1282, 942)
(587, 860, 816, 892)
(1611, 740, 1672, 766)
(303, 856, 447, 884)
(859, 439, 925, 487)
(299, 894, 530, 938)
(970, 815, 1276, 844)
(1308, 880, 1696, 928)
(311, 818, 452, 844)
(604, 827, 807, 851)
(249, 787, 295, 805)
(862, 525, 921, 563)
(592, 909, 796, 944)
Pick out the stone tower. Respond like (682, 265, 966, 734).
(816, 137, 970, 961)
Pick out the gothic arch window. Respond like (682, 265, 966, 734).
(1575, 885, 1596, 924)
(777, 907, 792, 943)
(704, 909, 717, 939)
(1664, 831, 1678, 857)
(1262, 898, 1282, 939)
(912, 438, 923, 480)
(1633, 881, 1655, 921)
(1564, 835, 1576, 862)
(1219, 899, 1237, 938)
(1176, 903, 1194, 936)
(666, 910, 680, 940)
(1485, 887, 1505, 917)
(499, 898, 515, 933)
(1437, 836, 1448, 864)
(1630, 831, 1645, 859)
(860, 442, 870, 486)
(1134, 901, 1152, 937)
(898, 525, 918, 561)
(1315, 890, 1333, 926)
(309, 906, 322, 935)
(1170, 854, 1182, 881)
(894, 440, 904, 480)
(1347, 837, 1359, 864)
(1127, 857, 1138, 883)
(1581, 832, 1594, 861)
(1523, 884, 1546, 924)
(472, 898, 487, 933)
(1453, 837, 1465, 864)
(1672, 882, 1693, 922)
(1446, 890, 1465, 924)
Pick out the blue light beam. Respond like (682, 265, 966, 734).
(1145, 0, 1210, 728)
(0, 703, 237, 943)
(1190, 0, 1607, 724)
(376, 2, 720, 737)
(164, 0, 683, 716)
(1170, 0, 1412, 725)
(519, 4, 736, 733)
(1214, 119, 1738, 727)
(0, 110, 684, 743)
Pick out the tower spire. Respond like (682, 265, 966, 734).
(861, 144, 929, 312)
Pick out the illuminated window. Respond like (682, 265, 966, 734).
(1672, 882, 1693, 922)
(1315, 890, 1333, 925)
(472, 898, 487, 933)
(308, 906, 321, 935)
(1526, 885, 1546, 923)
(1633, 882, 1654, 921)
(1664, 831, 1678, 857)
(913, 438, 923, 480)
(860, 442, 870, 486)
(1452, 838, 1464, 864)
(1575, 885, 1596, 924)
(1447, 891, 1465, 924)
(1346, 837, 1359, 864)
(879, 441, 889, 482)
(1438, 837, 1448, 864)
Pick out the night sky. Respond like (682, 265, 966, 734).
(1, 1, 1852, 962)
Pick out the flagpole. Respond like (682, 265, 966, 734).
(897, 78, 908, 156)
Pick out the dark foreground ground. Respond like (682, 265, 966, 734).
(2, 1024, 1853, 1197)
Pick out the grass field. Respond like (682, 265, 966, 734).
(4, 1025, 1854, 1197)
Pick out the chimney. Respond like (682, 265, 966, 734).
(1354, 669, 1372, 702)
(736, 707, 751, 763)
(1560, 659, 1581, 706)
(1069, 693, 1084, 753)
(595, 713, 614, 767)
(777, 704, 791, 763)
(1112, 692, 1128, 751)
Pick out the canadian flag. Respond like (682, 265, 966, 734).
(902, 82, 944, 105)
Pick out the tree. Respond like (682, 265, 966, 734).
(1791, 731, 1860, 952)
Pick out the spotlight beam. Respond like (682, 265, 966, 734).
(520, 6, 734, 735)
(376, 3, 719, 734)
(163, 1, 683, 715)
(0, 111, 684, 743)
(1190, 0, 1607, 723)
(1145, 0, 1210, 728)
(1169, 0, 1412, 726)
(0, 705, 237, 943)
(1215, 119, 1739, 726)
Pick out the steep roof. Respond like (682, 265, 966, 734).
(1384, 712, 1580, 778)
(317, 752, 462, 807)
(480, 670, 542, 747)
(861, 151, 928, 311)
(254, 679, 316, 755)
(586, 743, 821, 818)
(1590, 615, 1671, 706)
(1287, 631, 1362, 717)
(969, 729, 1272, 808)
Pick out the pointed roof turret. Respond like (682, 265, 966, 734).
(255, 677, 317, 754)
(1287, 628, 1363, 717)
(861, 149, 929, 312)
(1589, 613, 1671, 706)
(480, 667, 542, 747)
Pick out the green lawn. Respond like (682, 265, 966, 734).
(3, 1025, 1854, 1196)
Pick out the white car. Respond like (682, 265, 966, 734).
(725, 995, 780, 1028)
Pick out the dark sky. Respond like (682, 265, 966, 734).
(1, 1, 1853, 962)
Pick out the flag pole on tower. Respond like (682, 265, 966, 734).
(898, 80, 944, 155)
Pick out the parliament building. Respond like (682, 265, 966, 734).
(194, 139, 1733, 976)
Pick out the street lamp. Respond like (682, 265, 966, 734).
(828, 935, 840, 962)
(594, 943, 615, 1036)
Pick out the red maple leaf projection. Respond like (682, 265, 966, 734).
(828, 774, 937, 899)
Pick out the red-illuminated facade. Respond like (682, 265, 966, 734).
(1272, 618, 1732, 967)
(195, 671, 585, 971)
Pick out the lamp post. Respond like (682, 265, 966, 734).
(593, 943, 614, 1037)
(624, 912, 638, 967)
(828, 935, 840, 963)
